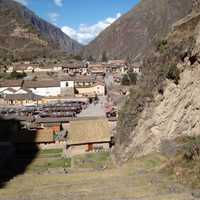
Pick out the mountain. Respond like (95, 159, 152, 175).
(113, 4, 200, 163)
(0, 0, 82, 61)
(83, 0, 193, 61)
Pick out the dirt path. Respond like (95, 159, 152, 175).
(0, 154, 197, 200)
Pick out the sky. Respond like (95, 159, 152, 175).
(14, 0, 139, 44)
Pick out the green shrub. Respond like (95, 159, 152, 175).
(102, 51, 108, 62)
(117, 87, 153, 145)
(24, 24, 38, 34)
(166, 65, 180, 84)
(73, 55, 82, 61)
(157, 39, 168, 53)
(182, 136, 200, 161)
(9, 71, 27, 79)
(121, 74, 130, 85)
(115, 35, 192, 155)
(73, 152, 110, 169)
(87, 55, 95, 62)
(121, 71, 137, 86)
(128, 71, 137, 85)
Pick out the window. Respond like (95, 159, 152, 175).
(65, 82, 69, 87)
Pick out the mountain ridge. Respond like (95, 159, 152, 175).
(83, 0, 193, 61)
(0, 0, 82, 61)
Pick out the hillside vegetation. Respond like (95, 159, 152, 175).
(0, 0, 82, 62)
(113, 7, 200, 163)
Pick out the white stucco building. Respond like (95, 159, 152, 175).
(0, 80, 75, 97)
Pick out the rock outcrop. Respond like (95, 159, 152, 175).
(114, 9, 200, 163)
(116, 62, 200, 161)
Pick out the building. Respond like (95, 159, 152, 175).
(4, 92, 43, 105)
(107, 60, 126, 65)
(73, 76, 106, 96)
(131, 62, 143, 74)
(66, 117, 111, 156)
(76, 83, 106, 96)
(107, 60, 128, 74)
(62, 63, 88, 75)
(0, 88, 17, 95)
(0, 80, 23, 93)
(0, 79, 75, 98)
(6, 62, 38, 73)
(6, 62, 63, 74)
(35, 117, 73, 133)
(74, 76, 96, 87)
(88, 64, 106, 76)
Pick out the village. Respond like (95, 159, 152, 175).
(0, 58, 141, 157)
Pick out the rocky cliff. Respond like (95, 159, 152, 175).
(83, 0, 193, 61)
(114, 8, 200, 163)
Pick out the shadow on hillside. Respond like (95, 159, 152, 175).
(0, 118, 39, 188)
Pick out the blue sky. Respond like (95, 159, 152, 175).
(15, 0, 139, 44)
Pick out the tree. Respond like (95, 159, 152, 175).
(88, 55, 94, 62)
(32, 76, 37, 81)
(121, 74, 130, 85)
(166, 65, 180, 84)
(102, 51, 108, 62)
(121, 70, 137, 86)
(128, 71, 137, 85)
(9, 71, 27, 79)
(73, 54, 82, 61)
(3, 66, 8, 73)
(126, 56, 132, 65)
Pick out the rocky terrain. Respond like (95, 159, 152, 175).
(0, 0, 82, 61)
(83, 0, 193, 61)
(114, 5, 200, 163)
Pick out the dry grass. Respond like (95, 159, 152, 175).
(0, 153, 195, 200)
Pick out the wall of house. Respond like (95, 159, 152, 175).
(67, 143, 110, 156)
(76, 85, 105, 96)
(60, 81, 75, 96)
(53, 67, 62, 71)
(95, 85, 105, 95)
(34, 68, 53, 72)
(60, 81, 74, 88)
(133, 67, 140, 73)
(6, 66, 14, 73)
(30, 87, 61, 97)
(0, 81, 75, 97)
(6, 99, 38, 106)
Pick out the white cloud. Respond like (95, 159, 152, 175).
(14, 0, 28, 6)
(62, 13, 121, 45)
(47, 12, 60, 25)
(54, 0, 63, 7)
